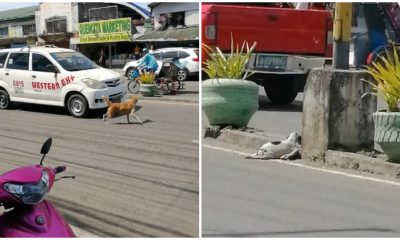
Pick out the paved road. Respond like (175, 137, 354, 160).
(0, 100, 199, 237)
(202, 147, 400, 237)
(250, 88, 303, 138)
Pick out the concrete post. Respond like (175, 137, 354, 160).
(302, 68, 377, 161)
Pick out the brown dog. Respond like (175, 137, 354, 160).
(102, 95, 143, 124)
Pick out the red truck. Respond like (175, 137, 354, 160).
(202, 3, 333, 104)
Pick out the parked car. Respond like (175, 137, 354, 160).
(122, 47, 199, 81)
(0, 45, 126, 117)
(105, 54, 136, 67)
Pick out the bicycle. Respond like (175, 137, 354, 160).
(127, 77, 140, 94)
(155, 77, 178, 95)
(126, 66, 149, 94)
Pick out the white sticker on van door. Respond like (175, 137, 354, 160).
(13, 80, 24, 94)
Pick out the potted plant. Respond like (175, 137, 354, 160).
(364, 45, 400, 162)
(202, 36, 258, 127)
(138, 71, 157, 97)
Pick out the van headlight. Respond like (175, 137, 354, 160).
(4, 171, 50, 204)
(82, 79, 106, 89)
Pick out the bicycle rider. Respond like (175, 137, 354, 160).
(131, 48, 158, 79)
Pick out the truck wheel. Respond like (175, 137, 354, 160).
(264, 80, 298, 105)
(0, 90, 11, 109)
(67, 94, 89, 118)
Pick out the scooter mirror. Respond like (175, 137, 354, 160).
(40, 138, 53, 155)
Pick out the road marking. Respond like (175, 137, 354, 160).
(141, 100, 198, 106)
(202, 143, 400, 187)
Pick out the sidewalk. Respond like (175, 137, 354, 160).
(110, 68, 199, 103)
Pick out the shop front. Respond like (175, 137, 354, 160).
(77, 17, 135, 68)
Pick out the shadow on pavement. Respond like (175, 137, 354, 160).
(203, 227, 394, 238)
(10, 103, 70, 116)
(258, 96, 303, 113)
(10, 103, 107, 119)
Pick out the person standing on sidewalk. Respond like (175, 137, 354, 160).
(134, 45, 141, 60)
(98, 48, 106, 67)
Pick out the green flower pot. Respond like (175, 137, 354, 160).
(373, 112, 400, 163)
(140, 84, 157, 97)
(202, 78, 259, 127)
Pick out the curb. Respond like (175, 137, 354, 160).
(205, 127, 284, 149)
(206, 127, 400, 180)
(128, 93, 198, 104)
(141, 96, 199, 104)
(325, 150, 400, 179)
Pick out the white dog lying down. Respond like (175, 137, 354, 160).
(243, 132, 301, 160)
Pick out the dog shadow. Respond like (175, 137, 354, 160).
(115, 119, 153, 125)
(92, 106, 143, 119)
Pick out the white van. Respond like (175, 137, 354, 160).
(0, 45, 126, 117)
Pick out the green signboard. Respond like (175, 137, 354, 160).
(79, 17, 132, 44)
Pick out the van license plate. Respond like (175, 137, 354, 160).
(256, 55, 287, 70)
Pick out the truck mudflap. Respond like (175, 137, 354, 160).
(247, 53, 331, 74)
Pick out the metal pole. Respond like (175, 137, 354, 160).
(108, 44, 112, 69)
(333, 3, 353, 69)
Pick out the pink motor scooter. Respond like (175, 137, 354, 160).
(0, 138, 76, 237)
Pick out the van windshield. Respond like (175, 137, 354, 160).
(50, 52, 98, 71)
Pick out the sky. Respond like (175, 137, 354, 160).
(0, 2, 150, 11)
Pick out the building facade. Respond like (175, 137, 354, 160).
(34, 2, 150, 67)
(136, 2, 199, 48)
(35, 2, 78, 49)
(75, 2, 150, 66)
(0, 5, 38, 49)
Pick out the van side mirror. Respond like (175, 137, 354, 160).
(46, 64, 59, 74)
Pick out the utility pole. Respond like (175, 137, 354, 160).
(333, 3, 353, 69)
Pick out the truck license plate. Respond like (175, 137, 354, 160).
(256, 55, 287, 70)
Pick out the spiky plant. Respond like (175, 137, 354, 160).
(202, 34, 257, 80)
(364, 45, 400, 112)
(138, 71, 155, 84)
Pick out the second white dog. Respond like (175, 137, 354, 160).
(243, 132, 301, 160)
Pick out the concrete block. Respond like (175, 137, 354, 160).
(302, 68, 377, 161)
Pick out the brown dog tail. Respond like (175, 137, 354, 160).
(102, 96, 112, 107)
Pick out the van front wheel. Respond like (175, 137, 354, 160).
(68, 94, 89, 118)
(0, 90, 11, 109)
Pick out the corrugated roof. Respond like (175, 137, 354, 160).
(135, 26, 199, 42)
(127, 2, 151, 16)
(0, 5, 38, 22)
(148, 3, 160, 8)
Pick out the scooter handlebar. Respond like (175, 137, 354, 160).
(54, 166, 66, 174)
